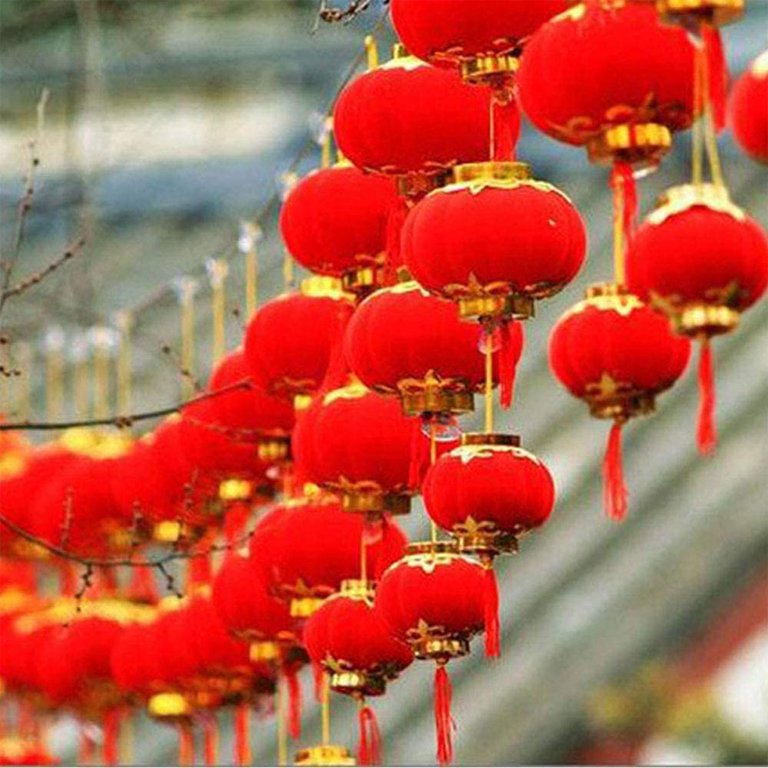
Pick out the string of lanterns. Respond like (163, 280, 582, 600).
(1, 0, 766, 766)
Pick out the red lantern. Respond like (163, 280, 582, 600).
(280, 162, 399, 295)
(549, 283, 691, 520)
(333, 46, 502, 195)
(244, 278, 355, 402)
(403, 161, 587, 323)
(627, 183, 768, 454)
(343, 281, 524, 417)
(250, 496, 407, 618)
(517, 1, 696, 170)
(729, 50, 768, 165)
(292, 379, 419, 516)
(375, 541, 486, 765)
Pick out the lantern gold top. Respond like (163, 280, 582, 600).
(453, 161, 532, 184)
(649, 183, 745, 225)
(461, 432, 521, 448)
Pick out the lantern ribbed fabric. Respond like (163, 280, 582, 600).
(549, 288, 691, 520)
(729, 50, 768, 164)
(517, 1, 695, 147)
(280, 164, 398, 278)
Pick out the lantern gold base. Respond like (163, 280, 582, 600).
(148, 692, 191, 720)
(290, 595, 326, 619)
(257, 435, 292, 463)
(461, 432, 521, 448)
(587, 392, 656, 422)
(454, 528, 520, 561)
(453, 161, 532, 184)
(460, 53, 520, 88)
(341, 488, 411, 517)
(294, 745, 356, 766)
(656, 0, 743, 25)
(341, 265, 386, 299)
(675, 303, 740, 338)
(458, 293, 535, 322)
(395, 170, 451, 200)
(399, 385, 474, 418)
(249, 640, 281, 663)
(412, 635, 470, 662)
(330, 670, 387, 698)
(587, 122, 672, 172)
(151, 521, 205, 545)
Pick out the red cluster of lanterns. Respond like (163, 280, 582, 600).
(1, 1, 766, 766)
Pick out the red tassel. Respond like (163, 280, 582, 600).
(386, 197, 410, 272)
(203, 715, 218, 766)
(177, 723, 195, 767)
(610, 162, 638, 245)
(312, 661, 325, 703)
(102, 709, 120, 766)
(223, 501, 251, 553)
(702, 25, 727, 132)
(434, 665, 455, 766)
(357, 704, 383, 766)
(286, 668, 302, 740)
(483, 566, 501, 659)
(697, 338, 717, 455)
(128, 565, 158, 604)
(408, 418, 430, 489)
(492, 95, 517, 162)
(498, 323, 516, 409)
(603, 421, 628, 521)
(234, 704, 251, 766)
(187, 550, 212, 590)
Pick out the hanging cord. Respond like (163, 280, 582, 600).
(207, 258, 229, 364)
(429, 421, 439, 543)
(484, 328, 494, 434)
(321, 672, 331, 746)
(608, 164, 637, 287)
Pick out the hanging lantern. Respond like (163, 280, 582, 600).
(375, 541, 486, 765)
(344, 281, 524, 418)
(403, 161, 587, 323)
(244, 277, 355, 405)
(549, 283, 691, 520)
(517, 1, 696, 171)
(304, 580, 413, 765)
(627, 184, 768, 454)
(280, 162, 399, 295)
(292, 379, 419, 517)
(333, 45, 502, 198)
(729, 50, 768, 165)
(250, 496, 407, 619)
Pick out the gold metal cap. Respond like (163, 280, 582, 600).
(453, 161, 531, 184)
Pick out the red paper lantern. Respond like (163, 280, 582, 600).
(375, 541, 486, 765)
(517, 0, 696, 170)
(627, 183, 768, 453)
(333, 47, 502, 195)
(250, 496, 407, 618)
(729, 50, 768, 165)
(549, 283, 691, 520)
(403, 160, 587, 323)
(280, 163, 399, 294)
(244, 279, 355, 402)
(344, 281, 524, 417)
(292, 379, 418, 516)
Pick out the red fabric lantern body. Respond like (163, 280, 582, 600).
(251, 497, 407, 618)
(304, 581, 413, 698)
(549, 283, 691, 520)
(729, 50, 768, 164)
(375, 542, 485, 765)
(333, 51, 502, 193)
(518, 1, 696, 169)
(244, 280, 355, 401)
(280, 163, 399, 293)
(344, 281, 524, 417)
(292, 380, 417, 516)
(627, 184, 768, 454)
(403, 161, 587, 322)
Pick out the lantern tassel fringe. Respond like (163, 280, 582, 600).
(434, 664, 455, 766)
(203, 715, 219, 766)
(491, 95, 517, 162)
(408, 418, 430, 489)
(697, 338, 717, 455)
(499, 323, 516, 410)
(386, 197, 410, 275)
(357, 703, 382, 766)
(235, 704, 251, 766)
(603, 421, 628, 521)
(102, 709, 121, 767)
(286, 667, 302, 740)
(177, 723, 195, 767)
(483, 565, 501, 659)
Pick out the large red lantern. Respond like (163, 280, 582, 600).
(403, 161, 587, 323)
(344, 281, 524, 417)
(279, 162, 399, 295)
(729, 50, 768, 165)
(292, 379, 419, 516)
(627, 183, 768, 454)
(517, 0, 696, 171)
(244, 278, 355, 403)
(549, 283, 691, 520)
(375, 542, 486, 765)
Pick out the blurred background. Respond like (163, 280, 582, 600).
(1, 0, 767, 765)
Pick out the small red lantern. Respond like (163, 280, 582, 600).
(549, 283, 691, 520)
(292, 379, 419, 516)
(729, 50, 768, 165)
(333, 46, 501, 196)
(375, 541, 486, 765)
(517, 0, 696, 170)
(627, 184, 768, 453)
(403, 161, 587, 323)
(344, 281, 524, 417)
(280, 162, 399, 295)
(244, 278, 355, 403)
(250, 496, 407, 618)
(304, 580, 413, 765)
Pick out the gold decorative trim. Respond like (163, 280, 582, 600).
(397, 370, 475, 417)
(257, 434, 292, 463)
(452, 517, 521, 561)
(453, 161, 531, 184)
(560, 283, 644, 321)
(648, 183, 745, 226)
(405, 619, 473, 662)
(321, 380, 369, 406)
(148, 692, 190, 720)
(657, 0, 743, 26)
(460, 53, 520, 86)
(676, 302, 740, 337)
(290, 595, 327, 619)
(461, 432, 520, 448)
(586, 122, 672, 170)
(300, 275, 354, 302)
(294, 745, 356, 766)
(584, 372, 657, 421)
(448, 443, 543, 467)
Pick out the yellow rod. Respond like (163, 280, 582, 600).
(283, 250, 294, 291)
(484, 333, 494, 434)
(612, 172, 626, 287)
(240, 222, 260, 318)
(429, 421, 439, 543)
(700, 24, 725, 189)
(321, 673, 331, 746)
(92, 328, 111, 420)
(207, 259, 229, 364)
(115, 311, 134, 417)
(364, 35, 379, 71)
